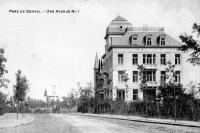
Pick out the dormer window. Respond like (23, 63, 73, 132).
(132, 37, 137, 40)
(144, 34, 152, 46)
(130, 34, 138, 45)
(160, 37, 165, 45)
(147, 38, 151, 45)
(157, 34, 166, 46)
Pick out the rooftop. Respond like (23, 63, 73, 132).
(112, 16, 128, 21)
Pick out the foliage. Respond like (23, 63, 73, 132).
(137, 65, 147, 90)
(26, 98, 46, 109)
(0, 48, 9, 88)
(60, 92, 79, 111)
(179, 23, 200, 65)
(13, 70, 29, 102)
(186, 81, 200, 99)
(78, 84, 94, 113)
(0, 92, 6, 115)
(165, 61, 175, 82)
(13, 70, 29, 117)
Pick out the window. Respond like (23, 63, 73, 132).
(132, 54, 138, 65)
(175, 54, 180, 65)
(118, 71, 124, 82)
(118, 54, 123, 65)
(160, 38, 165, 45)
(132, 37, 137, 40)
(153, 54, 156, 64)
(133, 71, 138, 82)
(131, 34, 138, 45)
(144, 70, 156, 82)
(143, 54, 156, 64)
(117, 90, 125, 101)
(160, 54, 166, 65)
(143, 54, 146, 64)
(174, 71, 180, 82)
(133, 89, 138, 100)
(147, 38, 151, 45)
(147, 54, 152, 64)
(160, 71, 166, 82)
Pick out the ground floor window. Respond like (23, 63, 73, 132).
(117, 90, 125, 101)
(133, 89, 138, 100)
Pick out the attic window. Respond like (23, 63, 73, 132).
(147, 38, 151, 45)
(144, 34, 152, 46)
(157, 34, 166, 46)
(160, 38, 165, 45)
(130, 34, 138, 45)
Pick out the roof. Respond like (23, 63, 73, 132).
(112, 16, 127, 21)
(109, 16, 132, 26)
(105, 16, 132, 39)
(109, 31, 182, 47)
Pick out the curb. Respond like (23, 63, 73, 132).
(79, 114, 200, 128)
(14, 115, 35, 128)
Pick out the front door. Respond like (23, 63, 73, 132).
(143, 89, 156, 101)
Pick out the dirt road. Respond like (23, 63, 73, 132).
(0, 113, 199, 133)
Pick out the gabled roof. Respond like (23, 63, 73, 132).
(109, 15, 132, 26)
(112, 15, 127, 21)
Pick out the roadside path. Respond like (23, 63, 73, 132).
(0, 113, 34, 128)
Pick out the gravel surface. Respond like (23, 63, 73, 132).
(84, 115, 200, 133)
(0, 113, 34, 128)
(0, 113, 199, 133)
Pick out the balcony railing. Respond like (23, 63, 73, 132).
(143, 64, 157, 68)
(146, 81, 159, 87)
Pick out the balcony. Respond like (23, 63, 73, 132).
(146, 81, 159, 87)
(143, 64, 157, 69)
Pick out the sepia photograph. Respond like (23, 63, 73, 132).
(0, 0, 200, 132)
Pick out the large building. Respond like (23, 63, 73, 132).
(94, 16, 183, 102)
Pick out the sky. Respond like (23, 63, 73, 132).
(0, 0, 200, 100)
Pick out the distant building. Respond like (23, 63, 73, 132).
(94, 16, 183, 102)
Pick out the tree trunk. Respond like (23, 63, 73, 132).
(17, 101, 19, 120)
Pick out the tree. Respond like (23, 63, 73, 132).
(0, 92, 6, 115)
(0, 48, 9, 88)
(157, 61, 194, 120)
(78, 83, 94, 113)
(179, 23, 200, 65)
(13, 70, 29, 119)
(137, 65, 147, 90)
(0, 48, 9, 115)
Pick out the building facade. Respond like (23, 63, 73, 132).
(94, 16, 183, 102)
